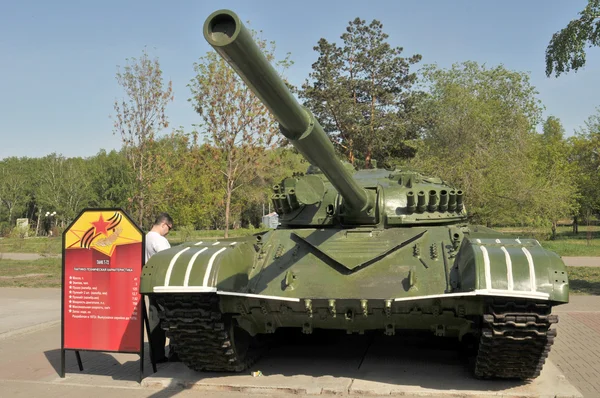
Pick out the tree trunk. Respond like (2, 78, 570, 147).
(573, 216, 578, 234)
(224, 185, 232, 239)
(551, 220, 557, 240)
(36, 206, 42, 237)
(139, 160, 144, 227)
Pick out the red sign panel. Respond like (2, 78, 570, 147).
(62, 210, 143, 353)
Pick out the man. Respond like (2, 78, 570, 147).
(145, 212, 173, 262)
(145, 212, 176, 363)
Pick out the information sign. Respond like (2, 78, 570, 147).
(60, 208, 149, 380)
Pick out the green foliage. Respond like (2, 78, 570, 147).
(88, 149, 134, 210)
(413, 62, 577, 232)
(569, 107, 600, 221)
(35, 153, 95, 224)
(528, 116, 579, 239)
(0, 157, 30, 226)
(546, 0, 600, 77)
(301, 17, 422, 167)
(148, 131, 224, 230)
(542, 116, 566, 141)
(176, 224, 195, 242)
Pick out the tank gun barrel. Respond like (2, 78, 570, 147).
(203, 9, 372, 212)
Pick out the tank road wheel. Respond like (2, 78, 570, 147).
(156, 294, 264, 372)
(474, 301, 558, 380)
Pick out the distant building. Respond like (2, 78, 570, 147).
(261, 212, 279, 229)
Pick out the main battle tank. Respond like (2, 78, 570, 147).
(140, 9, 569, 379)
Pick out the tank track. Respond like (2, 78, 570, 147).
(474, 301, 558, 379)
(155, 294, 263, 372)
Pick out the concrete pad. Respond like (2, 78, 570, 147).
(141, 333, 582, 397)
(352, 350, 579, 397)
(553, 295, 600, 313)
(142, 364, 352, 395)
(0, 288, 60, 337)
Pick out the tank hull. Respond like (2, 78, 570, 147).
(141, 225, 567, 378)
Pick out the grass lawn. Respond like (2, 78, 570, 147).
(496, 225, 600, 257)
(0, 257, 61, 288)
(0, 237, 62, 255)
(540, 240, 600, 257)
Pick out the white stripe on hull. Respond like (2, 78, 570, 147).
(394, 289, 549, 302)
(183, 247, 208, 287)
(522, 247, 537, 292)
(480, 245, 492, 290)
(154, 286, 217, 293)
(152, 287, 549, 301)
(500, 246, 514, 291)
(152, 286, 299, 301)
(164, 247, 191, 286)
(218, 291, 301, 302)
(202, 247, 227, 287)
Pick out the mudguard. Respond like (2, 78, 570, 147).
(141, 238, 255, 295)
(453, 237, 569, 303)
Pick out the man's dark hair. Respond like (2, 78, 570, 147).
(154, 212, 174, 228)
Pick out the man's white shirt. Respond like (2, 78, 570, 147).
(145, 231, 171, 262)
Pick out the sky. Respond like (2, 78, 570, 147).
(1, 0, 598, 160)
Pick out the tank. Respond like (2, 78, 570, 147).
(140, 9, 569, 380)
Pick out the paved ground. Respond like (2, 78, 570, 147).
(1, 288, 598, 397)
(0, 288, 60, 338)
(0, 321, 582, 398)
(0, 253, 60, 260)
(551, 296, 600, 397)
(562, 257, 600, 267)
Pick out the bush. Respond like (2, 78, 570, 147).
(0, 222, 10, 237)
(176, 224, 195, 242)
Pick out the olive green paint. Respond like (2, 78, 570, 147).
(140, 9, 569, 338)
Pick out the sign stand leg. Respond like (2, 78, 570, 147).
(60, 349, 65, 378)
(143, 298, 157, 374)
(75, 351, 83, 371)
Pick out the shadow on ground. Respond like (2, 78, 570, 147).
(570, 278, 600, 295)
(141, 330, 532, 395)
(44, 342, 155, 383)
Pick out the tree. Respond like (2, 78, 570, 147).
(301, 18, 422, 168)
(112, 49, 173, 226)
(0, 157, 29, 226)
(535, 117, 578, 239)
(542, 116, 566, 141)
(414, 62, 550, 227)
(569, 107, 600, 227)
(546, 0, 600, 77)
(150, 131, 224, 229)
(188, 30, 292, 238)
(35, 154, 94, 226)
(88, 149, 134, 210)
